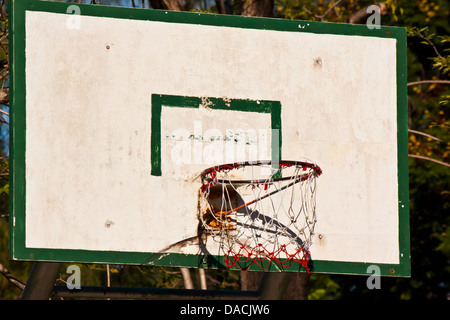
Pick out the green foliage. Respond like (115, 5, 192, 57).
(405, 157, 450, 299)
(431, 53, 450, 75)
(435, 225, 450, 256)
(308, 274, 342, 300)
(408, 26, 450, 76)
(275, 0, 374, 22)
(0, 220, 33, 299)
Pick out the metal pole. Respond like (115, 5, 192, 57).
(21, 262, 62, 300)
(52, 286, 261, 300)
(51, 271, 293, 300)
(257, 272, 292, 300)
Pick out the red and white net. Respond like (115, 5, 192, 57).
(199, 160, 322, 273)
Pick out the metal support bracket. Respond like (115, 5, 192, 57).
(21, 262, 292, 300)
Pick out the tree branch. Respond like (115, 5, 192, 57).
(0, 262, 26, 291)
(349, 2, 387, 24)
(180, 267, 194, 289)
(409, 154, 450, 168)
(412, 32, 443, 58)
(316, 0, 343, 21)
(408, 129, 444, 143)
(240, 0, 274, 17)
(407, 80, 450, 87)
(215, 0, 226, 14)
(150, 0, 189, 11)
(0, 87, 8, 105)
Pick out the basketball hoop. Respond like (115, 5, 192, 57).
(199, 160, 322, 272)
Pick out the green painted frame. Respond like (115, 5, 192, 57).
(150, 94, 282, 177)
(9, 0, 410, 276)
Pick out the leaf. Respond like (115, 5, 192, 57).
(435, 226, 450, 255)
(0, 184, 8, 196)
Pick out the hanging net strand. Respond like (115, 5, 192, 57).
(198, 160, 322, 273)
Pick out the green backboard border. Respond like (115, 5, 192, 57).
(9, 0, 410, 276)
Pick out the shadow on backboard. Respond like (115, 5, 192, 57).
(148, 189, 313, 273)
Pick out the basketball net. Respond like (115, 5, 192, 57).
(199, 160, 322, 273)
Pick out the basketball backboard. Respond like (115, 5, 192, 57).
(9, 0, 410, 276)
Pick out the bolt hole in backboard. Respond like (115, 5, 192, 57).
(9, 0, 410, 276)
